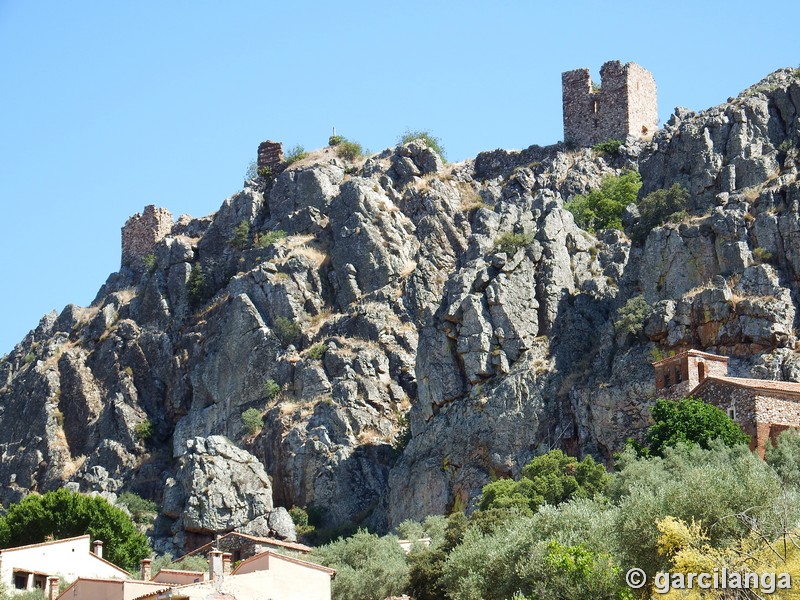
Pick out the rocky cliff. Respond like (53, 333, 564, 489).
(1, 67, 799, 549)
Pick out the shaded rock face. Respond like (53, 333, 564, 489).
(161, 436, 288, 549)
(1, 69, 800, 540)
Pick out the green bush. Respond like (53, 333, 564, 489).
(289, 506, 316, 538)
(766, 429, 800, 489)
(257, 229, 287, 249)
(753, 246, 774, 264)
(440, 511, 626, 600)
(644, 397, 750, 457)
(142, 253, 157, 273)
(478, 450, 609, 515)
(257, 165, 273, 178)
(264, 378, 281, 400)
(392, 415, 412, 457)
(230, 220, 251, 250)
(273, 316, 302, 347)
(329, 134, 345, 146)
(493, 232, 534, 256)
(591, 139, 623, 155)
(241, 407, 263, 435)
(398, 129, 446, 161)
(284, 145, 308, 165)
(610, 442, 789, 580)
(630, 183, 690, 242)
(116, 492, 158, 525)
(306, 342, 328, 360)
(311, 530, 410, 600)
(613, 295, 651, 337)
(148, 553, 210, 578)
(187, 263, 209, 311)
(244, 160, 258, 180)
(336, 140, 364, 161)
(565, 170, 642, 232)
(23, 352, 35, 364)
(0, 489, 151, 571)
(134, 419, 153, 442)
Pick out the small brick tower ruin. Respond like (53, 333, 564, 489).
(562, 60, 658, 147)
(257, 140, 283, 170)
(121, 204, 174, 268)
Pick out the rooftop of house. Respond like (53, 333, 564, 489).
(57, 578, 167, 600)
(232, 549, 336, 577)
(652, 349, 730, 367)
(696, 375, 800, 398)
(0, 534, 90, 554)
(184, 531, 313, 557)
(0, 534, 130, 578)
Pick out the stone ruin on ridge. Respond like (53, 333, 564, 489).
(562, 60, 658, 147)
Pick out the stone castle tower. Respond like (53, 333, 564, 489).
(562, 60, 658, 147)
(121, 204, 174, 268)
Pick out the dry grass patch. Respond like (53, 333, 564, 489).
(294, 245, 329, 268)
(116, 288, 137, 304)
(63, 455, 87, 479)
(399, 261, 417, 278)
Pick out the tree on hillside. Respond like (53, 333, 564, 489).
(311, 529, 410, 600)
(479, 450, 609, 514)
(644, 397, 750, 457)
(766, 429, 800, 489)
(0, 488, 151, 572)
(564, 170, 642, 232)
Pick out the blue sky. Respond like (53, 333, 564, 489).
(1, 1, 797, 354)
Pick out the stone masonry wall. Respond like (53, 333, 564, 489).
(693, 380, 800, 455)
(121, 205, 174, 268)
(257, 141, 283, 169)
(693, 381, 758, 439)
(562, 60, 658, 147)
(654, 352, 729, 390)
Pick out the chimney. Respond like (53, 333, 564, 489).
(47, 576, 59, 600)
(93, 540, 104, 559)
(222, 552, 232, 575)
(208, 550, 224, 581)
(141, 558, 152, 580)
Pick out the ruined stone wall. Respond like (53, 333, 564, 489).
(257, 141, 283, 169)
(562, 60, 658, 147)
(121, 205, 174, 268)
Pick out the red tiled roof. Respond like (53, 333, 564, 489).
(697, 375, 800, 397)
(652, 349, 729, 367)
(183, 531, 312, 557)
(155, 568, 205, 576)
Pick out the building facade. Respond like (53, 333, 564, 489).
(652, 349, 800, 455)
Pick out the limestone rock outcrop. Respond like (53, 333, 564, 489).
(1, 67, 799, 544)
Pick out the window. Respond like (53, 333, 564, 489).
(727, 406, 736, 421)
(675, 366, 682, 383)
(14, 573, 28, 590)
(665, 372, 671, 387)
(697, 362, 705, 382)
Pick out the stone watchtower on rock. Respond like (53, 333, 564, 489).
(121, 204, 174, 269)
(562, 60, 658, 147)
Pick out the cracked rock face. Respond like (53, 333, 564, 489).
(1, 68, 800, 541)
(163, 436, 283, 542)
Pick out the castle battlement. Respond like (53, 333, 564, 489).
(562, 60, 658, 147)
